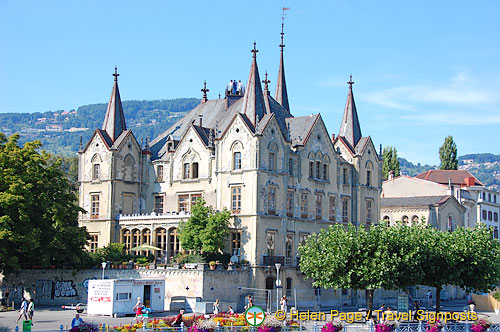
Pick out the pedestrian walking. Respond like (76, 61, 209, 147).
(280, 296, 288, 313)
(133, 297, 143, 322)
(412, 301, 420, 321)
(27, 299, 35, 324)
(244, 295, 253, 311)
(16, 297, 28, 323)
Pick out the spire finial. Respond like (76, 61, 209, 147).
(201, 80, 209, 103)
(113, 66, 119, 82)
(262, 71, 271, 91)
(280, 7, 289, 51)
(347, 74, 354, 89)
(251, 41, 259, 58)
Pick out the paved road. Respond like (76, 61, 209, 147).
(1, 302, 499, 331)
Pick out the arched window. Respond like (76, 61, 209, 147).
(122, 229, 131, 253)
(132, 229, 141, 251)
(233, 152, 242, 170)
(123, 154, 136, 182)
(168, 227, 180, 259)
(383, 215, 391, 225)
(268, 143, 278, 171)
(412, 215, 419, 225)
(448, 215, 454, 232)
(156, 228, 167, 261)
(402, 215, 409, 225)
(91, 154, 102, 180)
(266, 277, 275, 290)
(365, 161, 374, 186)
(141, 229, 151, 256)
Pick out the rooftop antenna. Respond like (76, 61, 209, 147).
(280, 6, 290, 52)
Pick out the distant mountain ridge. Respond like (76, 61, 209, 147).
(0, 98, 200, 155)
(398, 154, 500, 190)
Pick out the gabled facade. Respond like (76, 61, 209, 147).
(78, 39, 382, 291)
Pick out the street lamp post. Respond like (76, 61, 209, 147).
(275, 263, 282, 311)
(101, 262, 107, 280)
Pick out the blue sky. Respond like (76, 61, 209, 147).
(1, 0, 499, 165)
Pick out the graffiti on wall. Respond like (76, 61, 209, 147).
(82, 278, 98, 293)
(36, 279, 78, 299)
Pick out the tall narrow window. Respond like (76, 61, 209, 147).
(156, 165, 164, 182)
(192, 162, 199, 179)
(178, 194, 189, 212)
(233, 152, 242, 170)
(300, 193, 308, 218)
(169, 228, 180, 258)
(286, 190, 294, 217)
(309, 161, 314, 178)
(132, 229, 140, 250)
(367, 170, 371, 186)
(89, 235, 98, 253)
(232, 186, 242, 213)
(269, 152, 276, 171)
(366, 200, 372, 222)
(329, 196, 336, 222)
(231, 232, 241, 256)
(343, 168, 348, 184)
(267, 187, 276, 215)
(315, 161, 321, 179)
(289, 158, 293, 176)
(489, 211, 493, 221)
(154, 196, 164, 214)
(91, 194, 100, 218)
(323, 164, 328, 180)
(122, 230, 131, 252)
(183, 163, 190, 179)
(156, 228, 167, 256)
(266, 232, 276, 256)
(315, 194, 322, 220)
(286, 233, 293, 258)
(93, 164, 101, 180)
(342, 198, 349, 222)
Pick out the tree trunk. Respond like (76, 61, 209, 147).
(367, 289, 375, 312)
(435, 286, 441, 313)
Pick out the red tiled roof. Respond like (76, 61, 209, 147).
(415, 170, 483, 186)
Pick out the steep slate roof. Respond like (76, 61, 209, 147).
(102, 69, 127, 142)
(150, 46, 296, 161)
(275, 39, 290, 114)
(415, 170, 482, 186)
(338, 79, 362, 150)
(286, 114, 319, 146)
(241, 44, 266, 127)
(192, 125, 214, 147)
(381, 195, 453, 208)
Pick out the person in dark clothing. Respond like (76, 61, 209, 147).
(171, 309, 185, 327)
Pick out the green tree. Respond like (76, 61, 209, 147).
(0, 133, 89, 273)
(178, 198, 231, 253)
(298, 223, 423, 311)
(382, 146, 401, 179)
(439, 135, 458, 170)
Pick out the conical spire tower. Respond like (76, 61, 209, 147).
(275, 17, 290, 114)
(241, 42, 266, 126)
(102, 66, 127, 142)
(338, 75, 362, 148)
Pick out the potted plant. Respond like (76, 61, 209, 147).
(209, 261, 216, 270)
(471, 319, 491, 332)
(493, 292, 500, 314)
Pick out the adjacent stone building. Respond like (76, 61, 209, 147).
(78, 33, 382, 294)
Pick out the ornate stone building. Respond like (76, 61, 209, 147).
(78, 33, 382, 292)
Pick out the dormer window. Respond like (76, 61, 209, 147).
(192, 162, 199, 179)
(269, 152, 276, 171)
(183, 163, 190, 179)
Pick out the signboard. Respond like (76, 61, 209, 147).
(88, 280, 113, 315)
(397, 293, 409, 313)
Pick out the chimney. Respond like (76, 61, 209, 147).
(448, 177, 454, 197)
(388, 170, 394, 180)
(199, 115, 203, 127)
(331, 134, 335, 142)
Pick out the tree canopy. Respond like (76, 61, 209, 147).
(178, 198, 231, 253)
(382, 146, 401, 179)
(299, 222, 500, 312)
(0, 133, 90, 273)
(439, 135, 458, 170)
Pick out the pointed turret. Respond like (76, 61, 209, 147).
(338, 75, 362, 149)
(275, 21, 290, 114)
(241, 42, 266, 126)
(102, 66, 127, 142)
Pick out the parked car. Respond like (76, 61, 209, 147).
(61, 303, 87, 314)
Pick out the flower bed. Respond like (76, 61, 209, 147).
(375, 321, 398, 332)
(471, 319, 491, 332)
(321, 319, 344, 332)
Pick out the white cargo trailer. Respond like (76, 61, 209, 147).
(87, 279, 165, 317)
